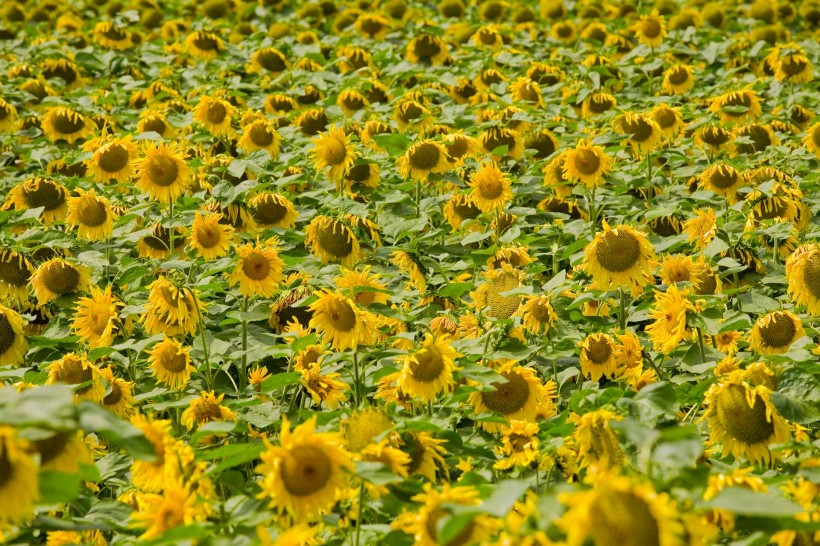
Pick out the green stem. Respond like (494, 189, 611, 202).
(240, 295, 248, 392)
(168, 200, 174, 255)
(352, 349, 361, 407)
(646, 151, 652, 186)
(587, 186, 598, 233)
(415, 178, 421, 217)
(696, 327, 707, 364)
(192, 291, 213, 391)
(355, 480, 365, 546)
(618, 287, 627, 330)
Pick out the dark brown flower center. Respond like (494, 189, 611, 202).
(103, 379, 123, 405)
(667, 66, 690, 85)
(98, 144, 129, 173)
(0, 314, 17, 356)
(586, 337, 613, 363)
(573, 148, 601, 175)
(192, 33, 219, 51)
(145, 154, 180, 186)
(280, 445, 333, 496)
(803, 253, 820, 299)
(77, 196, 108, 227)
(409, 143, 441, 170)
(42, 262, 80, 294)
(34, 432, 72, 465)
(242, 251, 271, 281)
(315, 220, 353, 258)
(206, 102, 227, 124)
(716, 384, 775, 444)
(409, 347, 445, 382)
(51, 110, 85, 134)
(326, 298, 357, 332)
(781, 56, 808, 76)
(707, 166, 739, 189)
(249, 123, 274, 147)
(0, 252, 31, 287)
(22, 179, 65, 210)
(589, 490, 661, 546)
(482, 370, 530, 415)
(641, 17, 662, 38)
(759, 312, 797, 348)
(426, 507, 476, 546)
(257, 49, 287, 72)
(596, 230, 641, 273)
(412, 34, 442, 59)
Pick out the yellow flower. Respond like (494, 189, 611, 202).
(0, 97, 17, 132)
(0, 304, 27, 367)
(99, 366, 136, 418)
(683, 208, 717, 251)
(570, 409, 624, 470)
(129, 414, 174, 492)
(630, 10, 667, 47)
(189, 211, 235, 260)
(709, 90, 762, 124)
(559, 473, 684, 546)
(396, 140, 452, 182)
(142, 276, 205, 337)
(148, 337, 194, 390)
(398, 334, 461, 402)
(341, 407, 393, 453)
(300, 362, 349, 409)
(519, 295, 558, 335)
(84, 135, 138, 184)
(184, 30, 225, 60)
(94, 21, 133, 49)
(712, 330, 741, 355)
(803, 122, 820, 158)
(0, 426, 38, 525)
(494, 420, 541, 471)
(238, 119, 281, 157)
(335, 266, 389, 308)
(698, 163, 742, 203)
(786, 243, 820, 315)
(470, 264, 524, 319)
(468, 361, 545, 433)
(480, 126, 525, 159)
(251, 46, 290, 73)
(311, 125, 357, 183)
(662, 64, 695, 95)
(5, 177, 69, 225)
(614, 112, 662, 156)
(747, 310, 805, 355)
(646, 284, 696, 353)
(391, 250, 426, 292)
(469, 161, 513, 213)
(702, 368, 791, 465)
(46, 353, 105, 403)
(308, 289, 374, 351)
(256, 415, 353, 522)
(562, 139, 613, 188)
(0, 249, 33, 304)
(181, 391, 236, 430)
(583, 222, 655, 296)
(66, 188, 117, 241)
(131, 481, 200, 539)
(579, 333, 619, 381)
(41, 106, 94, 143)
(194, 95, 234, 137)
(72, 285, 122, 348)
(393, 430, 448, 482)
(228, 241, 286, 298)
(304, 216, 363, 267)
(248, 193, 298, 229)
(406, 33, 449, 65)
(650, 104, 684, 138)
(30, 258, 90, 305)
(135, 142, 191, 203)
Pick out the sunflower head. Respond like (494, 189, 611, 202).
(469, 161, 513, 213)
(135, 142, 191, 203)
(747, 310, 805, 354)
(397, 140, 452, 182)
(305, 215, 362, 267)
(583, 222, 655, 296)
(562, 139, 614, 188)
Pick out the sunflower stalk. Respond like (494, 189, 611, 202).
(352, 349, 361, 407)
(355, 480, 365, 546)
(618, 287, 627, 330)
(240, 295, 249, 392)
(168, 200, 174, 255)
(192, 292, 213, 391)
(696, 327, 707, 364)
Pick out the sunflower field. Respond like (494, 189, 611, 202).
(1, 0, 820, 544)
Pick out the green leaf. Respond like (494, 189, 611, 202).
(438, 282, 474, 298)
(769, 392, 820, 425)
(77, 402, 156, 460)
(479, 479, 529, 517)
(205, 443, 265, 476)
(0, 385, 76, 429)
(702, 487, 802, 517)
(260, 372, 302, 391)
(38, 470, 83, 504)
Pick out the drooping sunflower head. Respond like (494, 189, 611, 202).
(135, 142, 191, 203)
(709, 90, 762, 123)
(304, 215, 362, 267)
(0, 249, 33, 304)
(519, 295, 558, 336)
(471, 264, 525, 319)
(614, 112, 662, 156)
(733, 124, 778, 155)
(252, 46, 290, 73)
(581, 92, 617, 118)
(650, 104, 684, 137)
(747, 310, 805, 354)
(94, 21, 133, 50)
(148, 336, 194, 390)
(184, 30, 225, 60)
(194, 95, 234, 137)
(46, 353, 104, 402)
(802, 122, 820, 158)
(583, 222, 655, 296)
(0, 304, 27, 367)
(443, 193, 482, 231)
(662, 64, 695, 95)
(307, 289, 372, 351)
(406, 33, 449, 65)
(479, 126, 524, 159)
(6, 177, 68, 225)
(695, 125, 732, 152)
(398, 334, 461, 402)
(786, 244, 820, 315)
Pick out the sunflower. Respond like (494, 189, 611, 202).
(392, 250, 426, 292)
(300, 361, 349, 409)
(396, 140, 452, 182)
(46, 353, 105, 403)
(709, 90, 762, 124)
(228, 241, 286, 298)
(135, 142, 191, 203)
(480, 126, 525, 159)
(304, 215, 363, 267)
(0, 304, 27, 367)
(72, 286, 122, 348)
(702, 368, 791, 464)
(238, 119, 281, 157)
(583, 222, 655, 296)
(307, 289, 374, 351)
(406, 33, 449, 65)
(747, 310, 805, 354)
(803, 122, 820, 158)
(630, 10, 666, 47)
(786, 244, 820, 315)
(661, 64, 695, 95)
(650, 104, 684, 138)
(93, 20, 132, 49)
(559, 473, 684, 546)
(394, 483, 496, 546)
(562, 139, 613, 188)
(41, 106, 94, 143)
(252, 46, 290, 73)
(187, 212, 233, 260)
(398, 334, 461, 402)
(148, 336, 194, 390)
(471, 264, 525, 319)
(614, 113, 662, 156)
(659, 254, 705, 286)
(99, 366, 135, 418)
(142, 276, 204, 337)
(469, 361, 544, 433)
(30, 258, 90, 304)
(579, 333, 619, 381)
(45, 530, 107, 546)
(646, 284, 696, 353)
(256, 415, 353, 522)
(734, 124, 778, 155)
(185, 30, 225, 60)
(519, 295, 558, 335)
(65, 188, 117, 241)
(129, 414, 174, 492)
(181, 391, 236, 430)
(769, 45, 814, 83)
(494, 420, 541, 471)
(5, 177, 69, 224)
(0, 97, 17, 132)
(247, 193, 297, 229)
(311, 126, 357, 183)
(570, 409, 625, 470)
(394, 99, 431, 131)
(84, 135, 138, 184)
(468, 161, 513, 213)
(695, 126, 733, 154)
(0, 249, 32, 305)
(712, 330, 741, 355)
(132, 481, 199, 540)
(137, 224, 185, 260)
(194, 95, 234, 137)
(0, 426, 38, 525)
(138, 110, 174, 138)
(699, 164, 742, 203)
(551, 20, 577, 42)
(334, 266, 389, 309)
(683, 208, 717, 251)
